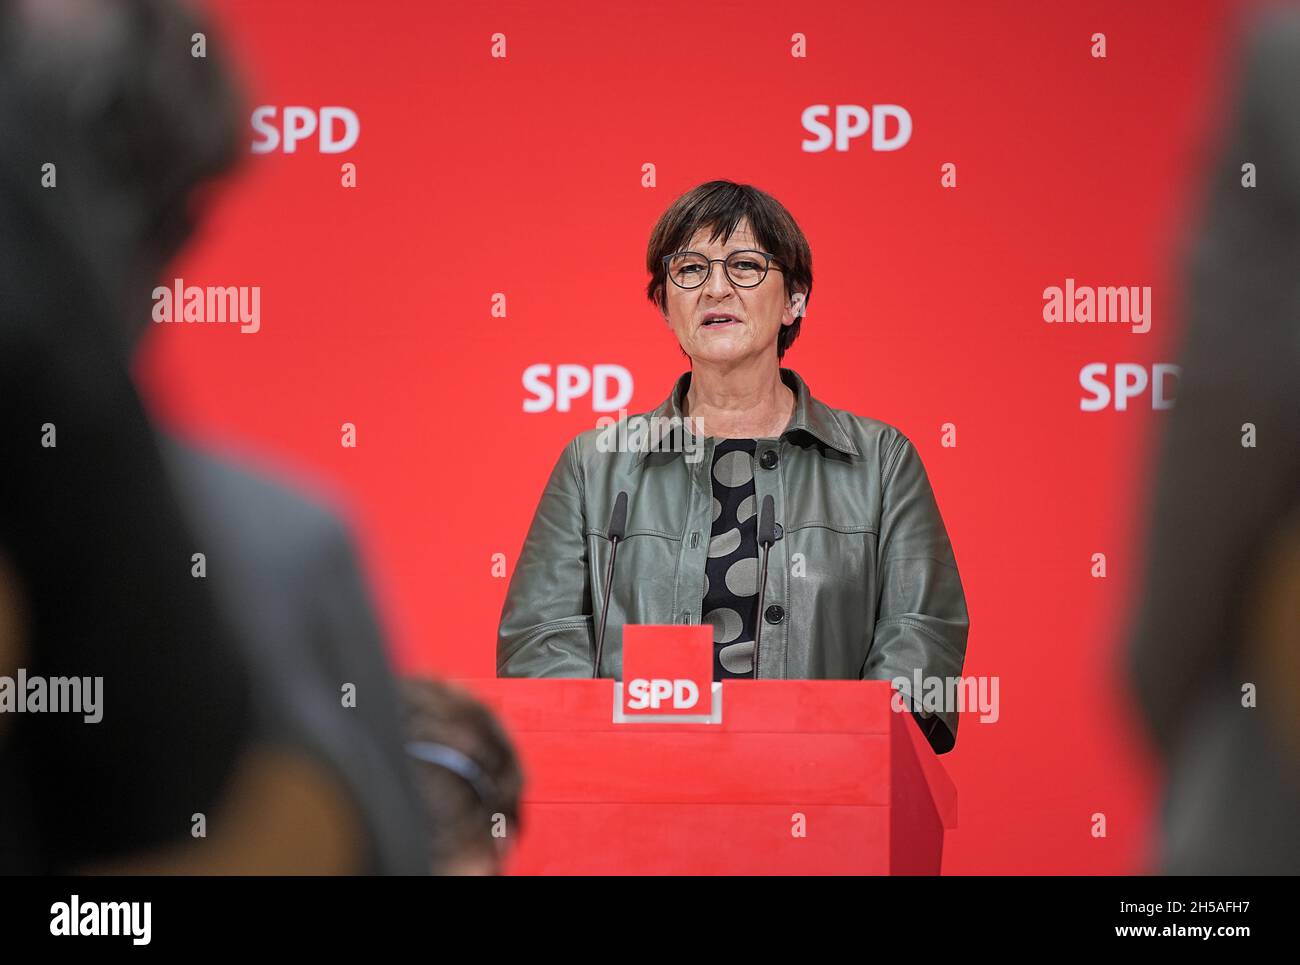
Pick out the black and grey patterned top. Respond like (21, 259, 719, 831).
(701, 438, 763, 679)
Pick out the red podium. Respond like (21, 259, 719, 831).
(454, 677, 958, 875)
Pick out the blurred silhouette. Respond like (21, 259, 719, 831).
(0, 0, 253, 869)
(401, 678, 524, 875)
(1127, 8, 1300, 875)
(0, 0, 425, 872)
(160, 441, 429, 874)
(0, 196, 257, 870)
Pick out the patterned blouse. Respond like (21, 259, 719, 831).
(701, 438, 767, 679)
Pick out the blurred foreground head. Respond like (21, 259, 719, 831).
(0, 0, 243, 348)
(402, 679, 524, 875)
(1, 0, 389, 874)
(1127, 8, 1300, 874)
(0, 0, 255, 871)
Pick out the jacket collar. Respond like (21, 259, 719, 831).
(635, 367, 859, 462)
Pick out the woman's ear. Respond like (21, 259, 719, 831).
(784, 292, 806, 325)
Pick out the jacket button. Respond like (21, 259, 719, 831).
(759, 450, 779, 470)
(764, 604, 785, 625)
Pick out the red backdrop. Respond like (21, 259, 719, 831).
(135, 0, 1269, 873)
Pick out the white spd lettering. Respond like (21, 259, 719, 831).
(801, 104, 912, 152)
(522, 363, 633, 413)
(1079, 362, 1180, 412)
(250, 106, 360, 154)
(626, 678, 700, 710)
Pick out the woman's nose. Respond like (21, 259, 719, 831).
(703, 260, 734, 294)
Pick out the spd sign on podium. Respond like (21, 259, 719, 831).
(469, 624, 958, 874)
(614, 625, 721, 723)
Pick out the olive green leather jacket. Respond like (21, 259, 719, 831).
(497, 368, 970, 752)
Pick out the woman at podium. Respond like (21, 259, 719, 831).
(497, 180, 969, 753)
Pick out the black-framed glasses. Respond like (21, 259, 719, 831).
(662, 249, 784, 289)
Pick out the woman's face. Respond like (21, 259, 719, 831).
(661, 218, 799, 367)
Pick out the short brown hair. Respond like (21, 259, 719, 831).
(400, 677, 524, 874)
(646, 180, 814, 358)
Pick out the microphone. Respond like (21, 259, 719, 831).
(752, 494, 780, 679)
(592, 491, 628, 678)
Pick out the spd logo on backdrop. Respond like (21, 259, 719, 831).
(1079, 363, 1180, 411)
(250, 106, 361, 154)
(522, 364, 633, 413)
(801, 104, 912, 152)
